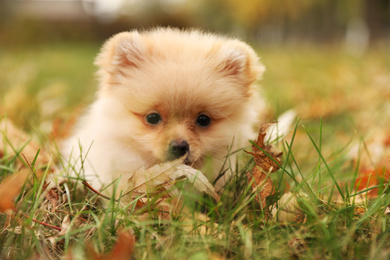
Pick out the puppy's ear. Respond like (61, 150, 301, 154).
(95, 31, 145, 72)
(216, 41, 265, 84)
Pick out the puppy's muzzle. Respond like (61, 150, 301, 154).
(168, 140, 190, 162)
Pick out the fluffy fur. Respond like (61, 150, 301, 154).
(61, 28, 265, 191)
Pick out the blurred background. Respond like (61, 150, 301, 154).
(0, 0, 390, 164)
(0, 0, 389, 47)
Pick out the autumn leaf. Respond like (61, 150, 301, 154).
(288, 234, 308, 257)
(84, 230, 135, 260)
(246, 123, 283, 174)
(347, 131, 390, 199)
(245, 123, 282, 208)
(246, 168, 273, 209)
(118, 157, 219, 219)
(0, 169, 30, 214)
(44, 182, 60, 211)
(172, 164, 220, 201)
(271, 192, 306, 223)
(354, 167, 390, 198)
(123, 157, 219, 200)
(0, 118, 59, 216)
(0, 118, 55, 178)
(104, 231, 135, 260)
(338, 128, 390, 205)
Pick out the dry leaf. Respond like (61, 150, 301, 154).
(271, 192, 306, 223)
(0, 169, 30, 214)
(337, 129, 390, 202)
(354, 167, 390, 199)
(44, 182, 60, 212)
(173, 165, 219, 200)
(0, 118, 55, 178)
(120, 157, 219, 219)
(0, 119, 59, 215)
(245, 123, 282, 208)
(288, 235, 308, 257)
(84, 230, 135, 260)
(246, 123, 283, 173)
(384, 205, 390, 216)
(348, 131, 390, 176)
(246, 168, 274, 209)
(124, 157, 219, 200)
(355, 206, 366, 215)
(104, 231, 135, 260)
(124, 158, 184, 194)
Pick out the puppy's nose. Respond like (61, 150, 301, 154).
(168, 140, 189, 160)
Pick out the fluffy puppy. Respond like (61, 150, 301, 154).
(61, 28, 265, 191)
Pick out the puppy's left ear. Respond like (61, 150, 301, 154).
(216, 41, 265, 85)
(95, 31, 145, 73)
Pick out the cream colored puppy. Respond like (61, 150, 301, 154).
(61, 28, 265, 191)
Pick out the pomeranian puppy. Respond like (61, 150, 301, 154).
(61, 28, 265, 192)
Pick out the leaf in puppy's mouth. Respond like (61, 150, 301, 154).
(183, 153, 192, 165)
(119, 155, 219, 218)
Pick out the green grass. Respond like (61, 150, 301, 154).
(1, 43, 390, 259)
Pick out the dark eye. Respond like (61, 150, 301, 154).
(146, 112, 162, 125)
(196, 114, 211, 127)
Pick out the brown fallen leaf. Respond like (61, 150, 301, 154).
(348, 131, 390, 178)
(288, 234, 308, 257)
(0, 169, 30, 214)
(245, 123, 282, 208)
(119, 157, 219, 219)
(0, 119, 59, 217)
(246, 168, 274, 209)
(246, 123, 283, 174)
(124, 158, 219, 201)
(355, 206, 366, 215)
(353, 166, 390, 199)
(85, 230, 135, 260)
(0, 118, 55, 178)
(271, 192, 306, 223)
(384, 205, 390, 216)
(346, 131, 390, 200)
(104, 231, 135, 260)
(44, 182, 60, 212)
(48, 215, 71, 246)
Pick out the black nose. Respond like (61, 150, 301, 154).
(168, 140, 189, 160)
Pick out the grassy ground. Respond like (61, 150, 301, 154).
(1, 42, 390, 259)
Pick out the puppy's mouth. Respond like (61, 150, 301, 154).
(167, 140, 192, 164)
(167, 152, 192, 165)
(183, 155, 192, 165)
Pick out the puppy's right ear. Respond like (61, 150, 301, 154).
(95, 31, 145, 72)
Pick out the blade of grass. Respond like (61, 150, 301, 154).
(317, 119, 323, 193)
(275, 118, 300, 195)
(285, 142, 323, 200)
(303, 125, 345, 201)
(350, 136, 363, 195)
(349, 185, 382, 197)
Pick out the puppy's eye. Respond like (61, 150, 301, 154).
(196, 114, 211, 127)
(146, 113, 162, 125)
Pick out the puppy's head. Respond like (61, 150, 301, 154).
(95, 28, 265, 167)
